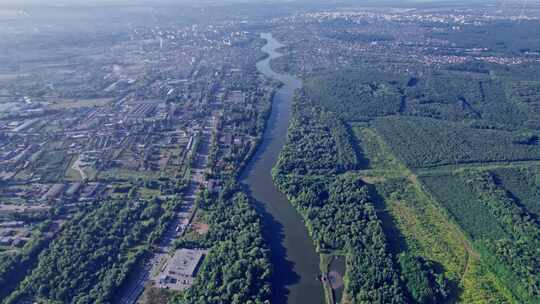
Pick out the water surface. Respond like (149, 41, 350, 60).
(240, 33, 324, 304)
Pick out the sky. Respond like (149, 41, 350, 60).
(0, 0, 537, 9)
(0, 0, 200, 7)
(0, 0, 465, 5)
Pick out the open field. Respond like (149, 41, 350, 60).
(48, 98, 113, 110)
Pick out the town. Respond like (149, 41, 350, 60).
(0, 14, 275, 302)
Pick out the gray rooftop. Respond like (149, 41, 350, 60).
(165, 248, 206, 278)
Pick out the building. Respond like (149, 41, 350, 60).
(158, 248, 207, 291)
(0, 237, 11, 246)
(40, 183, 65, 202)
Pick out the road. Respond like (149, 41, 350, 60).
(115, 120, 212, 304)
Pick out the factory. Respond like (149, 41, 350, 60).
(158, 249, 207, 291)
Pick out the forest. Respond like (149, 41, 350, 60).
(274, 171, 408, 303)
(421, 170, 540, 303)
(4, 200, 162, 304)
(373, 116, 540, 168)
(429, 20, 540, 55)
(282, 52, 540, 303)
(274, 92, 359, 176)
(0, 223, 51, 300)
(273, 93, 450, 303)
(303, 67, 540, 131)
(490, 166, 540, 217)
(303, 70, 404, 121)
(420, 173, 510, 241)
(466, 171, 540, 303)
(172, 182, 272, 304)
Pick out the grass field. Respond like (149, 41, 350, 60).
(352, 125, 406, 173)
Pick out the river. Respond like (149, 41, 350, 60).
(240, 33, 325, 304)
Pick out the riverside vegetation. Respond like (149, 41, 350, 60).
(273, 58, 540, 303)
